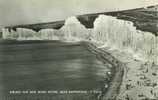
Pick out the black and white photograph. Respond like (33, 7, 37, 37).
(0, 0, 158, 100)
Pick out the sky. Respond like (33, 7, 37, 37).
(0, 0, 157, 27)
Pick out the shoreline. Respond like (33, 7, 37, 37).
(0, 40, 115, 100)
(83, 41, 125, 100)
(0, 39, 125, 100)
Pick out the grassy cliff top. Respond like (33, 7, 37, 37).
(6, 5, 158, 36)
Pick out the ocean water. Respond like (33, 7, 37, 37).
(2, 15, 157, 64)
(0, 40, 110, 99)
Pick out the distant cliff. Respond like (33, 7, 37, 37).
(5, 5, 158, 36)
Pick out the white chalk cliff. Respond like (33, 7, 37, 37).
(2, 15, 158, 64)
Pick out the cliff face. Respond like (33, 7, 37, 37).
(1, 5, 158, 100)
(92, 15, 158, 64)
(5, 5, 158, 36)
(77, 5, 158, 35)
(2, 14, 158, 64)
(2, 5, 158, 64)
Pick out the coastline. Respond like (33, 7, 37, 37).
(83, 41, 125, 100)
(0, 40, 114, 100)
(92, 42, 158, 100)
(1, 39, 157, 100)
